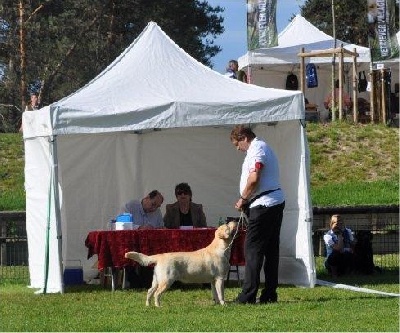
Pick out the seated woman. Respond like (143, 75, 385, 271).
(163, 182, 207, 228)
(323, 214, 355, 277)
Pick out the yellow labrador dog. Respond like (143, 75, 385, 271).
(125, 221, 237, 307)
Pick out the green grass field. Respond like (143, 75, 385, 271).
(0, 259, 398, 332)
(0, 284, 398, 332)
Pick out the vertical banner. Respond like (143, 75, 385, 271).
(367, 0, 399, 62)
(247, 0, 278, 50)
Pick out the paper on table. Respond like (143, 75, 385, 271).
(179, 226, 194, 230)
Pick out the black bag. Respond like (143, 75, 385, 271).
(285, 73, 299, 90)
(358, 71, 368, 92)
(353, 230, 381, 274)
(306, 63, 318, 88)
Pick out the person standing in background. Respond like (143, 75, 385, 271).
(26, 92, 41, 111)
(225, 60, 248, 83)
(19, 92, 41, 132)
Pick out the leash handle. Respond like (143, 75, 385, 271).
(224, 213, 247, 254)
(238, 212, 248, 231)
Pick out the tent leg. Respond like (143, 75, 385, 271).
(50, 136, 64, 293)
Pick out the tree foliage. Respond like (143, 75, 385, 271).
(0, 0, 224, 131)
(300, 0, 399, 46)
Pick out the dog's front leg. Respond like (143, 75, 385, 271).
(214, 278, 225, 305)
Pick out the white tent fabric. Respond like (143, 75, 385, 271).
(239, 15, 371, 66)
(238, 15, 374, 120)
(23, 22, 315, 293)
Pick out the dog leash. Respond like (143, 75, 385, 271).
(238, 211, 248, 230)
(223, 212, 248, 254)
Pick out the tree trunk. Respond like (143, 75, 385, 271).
(18, 1, 26, 112)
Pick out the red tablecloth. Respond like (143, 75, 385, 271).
(85, 228, 245, 270)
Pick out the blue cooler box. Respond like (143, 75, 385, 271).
(64, 260, 84, 285)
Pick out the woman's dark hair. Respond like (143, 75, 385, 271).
(175, 182, 192, 196)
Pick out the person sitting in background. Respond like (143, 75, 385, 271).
(163, 182, 207, 229)
(120, 190, 164, 229)
(120, 190, 164, 288)
(323, 214, 355, 277)
(324, 80, 352, 119)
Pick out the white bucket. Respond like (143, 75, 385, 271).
(115, 222, 133, 230)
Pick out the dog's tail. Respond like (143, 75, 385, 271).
(125, 251, 157, 266)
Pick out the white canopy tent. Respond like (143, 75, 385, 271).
(23, 22, 315, 293)
(239, 15, 372, 120)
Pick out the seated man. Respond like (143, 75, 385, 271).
(120, 190, 164, 229)
(119, 190, 164, 288)
(323, 214, 355, 277)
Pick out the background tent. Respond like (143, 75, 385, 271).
(238, 15, 375, 120)
(23, 22, 315, 293)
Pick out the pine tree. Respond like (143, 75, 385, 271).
(0, 0, 224, 132)
(300, 0, 399, 46)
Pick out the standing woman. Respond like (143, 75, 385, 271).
(230, 125, 285, 304)
(163, 183, 207, 228)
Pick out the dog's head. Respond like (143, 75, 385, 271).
(216, 221, 238, 240)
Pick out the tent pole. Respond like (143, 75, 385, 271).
(370, 71, 375, 123)
(50, 135, 65, 294)
(299, 124, 316, 287)
(247, 51, 253, 84)
(381, 69, 387, 124)
(331, 0, 337, 121)
(43, 164, 53, 294)
(300, 47, 305, 94)
(352, 48, 358, 123)
(338, 47, 344, 120)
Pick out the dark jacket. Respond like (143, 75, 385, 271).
(163, 202, 207, 229)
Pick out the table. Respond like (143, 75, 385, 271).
(305, 103, 320, 122)
(85, 228, 246, 290)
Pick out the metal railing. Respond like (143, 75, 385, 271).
(0, 212, 28, 283)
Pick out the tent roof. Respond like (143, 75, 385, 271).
(239, 15, 371, 67)
(278, 14, 333, 48)
(48, 22, 303, 135)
